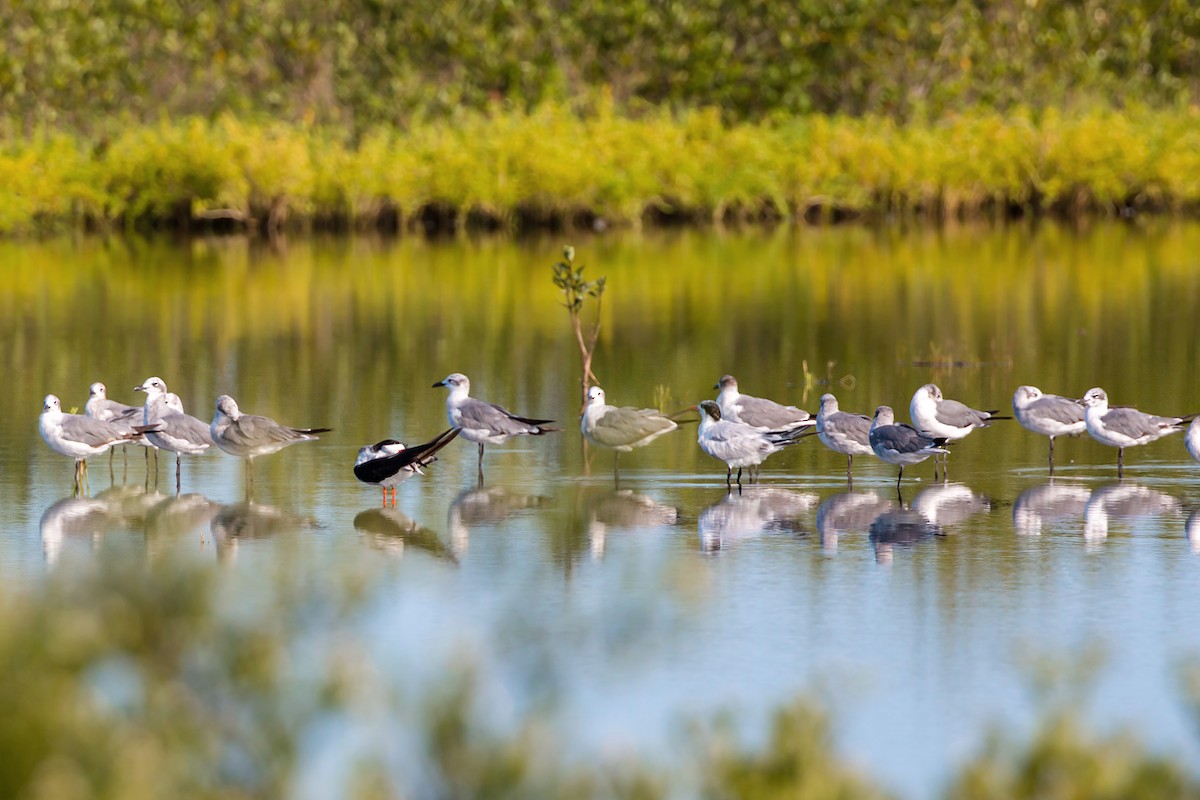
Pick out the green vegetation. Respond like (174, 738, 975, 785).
(2, 555, 1199, 798)
(552, 245, 605, 407)
(3, 105, 1200, 234)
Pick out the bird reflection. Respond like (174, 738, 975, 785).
(1187, 510, 1200, 555)
(910, 482, 990, 528)
(815, 490, 896, 553)
(1083, 482, 1182, 544)
(1012, 481, 1091, 536)
(209, 501, 318, 561)
(698, 486, 818, 553)
(869, 507, 941, 565)
(39, 496, 112, 565)
(447, 486, 545, 557)
(353, 508, 457, 563)
(94, 484, 169, 528)
(585, 489, 679, 559)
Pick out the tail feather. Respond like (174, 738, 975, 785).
(296, 427, 332, 435)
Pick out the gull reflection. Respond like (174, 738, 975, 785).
(698, 486, 818, 553)
(910, 482, 990, 528)
(447, 487, 545, 557)
(585, 489, 679, 559)
(1083, 482, 1182, 545)
(815, 490, 896, 553)
(1012, 481, 1091, 536)
(94, 484, 168, 528)
(210, 502, 319, 561)
(354, 508, 457, 563)
(869, 507, 941, 565)
(1187, 510, 1200, 555)
(39, 496, 112, 565)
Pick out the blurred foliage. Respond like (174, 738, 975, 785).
(1, 0, 1200, 133)
(3, 105, 1200, 234)
(2, 553, 1199, 798)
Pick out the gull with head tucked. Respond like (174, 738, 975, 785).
(210, 394, 331, 488)
(869, 405, 950, 490)
(1012, 385, 1086, 473)
(815, 393, 873, 481)
(434, 372, 558, 482)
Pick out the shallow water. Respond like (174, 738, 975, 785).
(2, 223, 1200, 795)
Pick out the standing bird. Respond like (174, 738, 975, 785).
(815, 393, 873, 481)
(714, 375, 813, 481)
(694, 399, 810, 489)
(136, 387, 214, 493)
(40, 394, 142, 492)
(434, 373, 558, 483)
(1078, 387, 1191, 478)
(210, 394, 332, 488)
(910, 384, 1008, 479)
(581, 385, 679, 479)
(868, 405, 950, 491)
(1012, 385, 1086, 473)
(354, 428, 460, 506)
(86, 381, 147, 470)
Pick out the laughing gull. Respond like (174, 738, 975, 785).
(695, 399, 811, 489)
(910, 384, 1008, 478)
(581, 385, 678, 478)
(354, 427, 460, 505)
(1186, 418, 1200, 466)
(87, 381, 148, 469)
(715, 375, 813, 480)
(1012, 385, 1086, 472)
(815, 393, 874, 480)
(40, 394, 142, 492)
(137, 390, 215, 493)
(434, 373, 558, 481)
(1078, 387, 1192, 478)
(868, 405, 950, 489)
(210, 394, 332, 487)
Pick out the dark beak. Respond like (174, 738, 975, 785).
(432, 380, 444, 388)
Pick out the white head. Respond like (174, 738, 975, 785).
(872, 405, 896, 428)
(135, 376, 169, 398)
(435, 373, 471, 396)
(714, 375, 738, 393)
(586, 385, 606, 406)
(215, 394, 241, 419)
(89, 382, 107, 399)
(819, 393, 839, 415)
(917, 384, 942, 402)
(1013, 385, 1042, 409)
(42, 394, 62, 415)
(1079, 387, 1109, 410)
(356, 439, 406, 466)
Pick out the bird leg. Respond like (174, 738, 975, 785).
(933, 455, 939, 482)
(1117, 447, 1124, 479)
(846, 455, 853, 482)
(736, 467, 743, 489)
(896, 465, 904, 489)
(725, 467, 732, 489)
(175, 454, 182, 495)
(1048, 437, 1055, 475)
(477, 443, 486, 487)
(381, 487, 388, 506)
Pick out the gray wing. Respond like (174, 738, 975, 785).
(737, 394, 812, 428)
(591, 407, 676, 447)
(1029, 395, 1085, 426)
(102, 400, 142, 421)
(61, 414, 129, 446)
(460, 398, 542, 436)
(873, 423, 937, 453)
(227, 413, 310, 447)
(935, 399, 991, 428)
(160, 413, 216, 447)
(824, 411, 872, 443)
(1102, 407, 1179, 438)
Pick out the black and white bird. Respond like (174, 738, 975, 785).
(581, 385, 678, 478)
(1078, 387, 1192, 478)
(354, 428, 460, 505)
(434, 372, 558, 481)
(210, 394, 331, 487)
(815, 393, 873, 480)
(868, 405, 950, 489)
(694, 399, 810, 489)
(910, 383, 1007, 478)
(1012, 385, 1086, 472)
(40, 394, 142, 491)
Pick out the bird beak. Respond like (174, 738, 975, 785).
(712, 382, 720, 390)
(432, 380, 443, 388)
(133, 385, 146, 392)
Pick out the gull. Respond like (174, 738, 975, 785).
(86, 381, 148, 470)
(1012, 385, 1086, 472)
(694, 399, 811, 489)
(434, 372, 558, 482)
(581, 385, 678, 478)
(39, 394, 142, 492)
(136, 389, 215, 493)
(1186, 418, 1200, 466)
(868, 405, 949, 489)
(815, 393, 873, 481)
(910, 383, 1008, 478)
(210, 394, 332, 488)
(715, 374, 813, 480)
(354, 427, 460, 505)
(1078, 387, 1192, 478)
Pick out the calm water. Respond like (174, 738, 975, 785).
(3, 224, 1200, 795)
